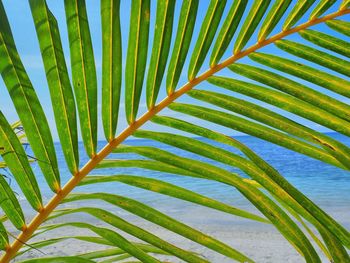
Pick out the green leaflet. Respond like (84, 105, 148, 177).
(317, 228, 350, 262)
(101, 0, 122, 141)
(0, 112, 42, 211)
(151, 115, 281, 177)
(115, 146, 320, 262)
(234, 0, 271, 53)
(168, 103, 343, 168)
(258, 0, 292, 41)
(283, 0, 316, 30)
(191, 89, 350, 171)
(206, 76, 350, 155)
(64, 193, 252, 262)
(17, 236, 114, 257)
(81, 175, 268, 223)
(132, 130, 263, 179)
(79, 249, 127, 260)
(0, 221, 7, 251)
(97, 159, 203, 178)
(53, 222, 160, 263)
(29, 0, 79, 174)
(212, 73, 338, 126)
(125, 0, 150, 123)
(162, 108, 350, 251)
(132, 130, 350, 252)
(79, 244, 168, 260)
(0, 176, 25, 230)
(77, 227, 160, 263)
(249, 52, 350, 98)
(228, 63, 350, 132)
(300, 29, 350, 58)
(275, 39, 350, 77)
(18, 256, 96, 263)
(47, 209, 208, 263)
(310, 0, 337, 19)
(150, 117, 350, 254)
(98, 158, 254, 190)
(210, 0, 247, 66)
(146, 0, 176, 108)
(274, 195, 333, 261)
(65, 0, 97, 157)
(326, 19, 350, 37)
(0, 1, 60, 192)
(188, 0, 227, 80)
(188, 89, 350, 157)
(166, 0, 199, 94)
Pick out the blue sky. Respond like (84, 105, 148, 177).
(0, 1, 349, 141)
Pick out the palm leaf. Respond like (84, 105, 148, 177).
(101, 0, 122, 141)
(29, 0, 79, 174)
(0, 112, 42, 212)
(146, 0, 175, 108)
(0, 1, 60, 193)
(65, 0, 98, 157)
(326, 19, 350, 35)
(125, 0, 150, 123)
(0, 1, 349, 262)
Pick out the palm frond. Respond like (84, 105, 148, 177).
(0, 1, 349, 262)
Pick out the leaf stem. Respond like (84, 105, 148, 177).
(1, 7, 349, 263)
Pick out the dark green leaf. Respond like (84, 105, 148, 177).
(46, 209, 209, 263)
(0, 112, 42, 211)
(300, 29, 350, 58)
(210, 0, 247, 66)
(115, 146, 320, 262)
(275, 39, 350, 77)
(258, 0, 292, 41)
(228, 63, 350, 131)
(234, 0, 271, 53)
(310, 0, 337, 19)
(81, 175, 268, 223)
(64, 193, 253, 262)
(146, 0, 176, 108)
(166, 0, 199, 94)
(283, 0, 316, 30)
(168, 103, 343, 168)
(188, 0, 227, 79)
(249, 52, 350, 98)
(0, 221, 7, 251)
(125, 0, 150, 123)
(132, 129, 350, 251)
(0, 1, 60, 192)
(65, 0, 97, 157)
(101, 0, 122, 141)
(326, 19, 350, 37)
(0, 176, 25, 230)
(30, 0, 79, 173)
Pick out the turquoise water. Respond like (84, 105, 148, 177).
(14, 133, 349, 213)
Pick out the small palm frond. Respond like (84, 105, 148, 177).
(0, 0, 349, 262)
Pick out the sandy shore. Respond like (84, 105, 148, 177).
(8, 201, 349, 262)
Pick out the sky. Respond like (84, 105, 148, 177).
(0, 0, 349, 142)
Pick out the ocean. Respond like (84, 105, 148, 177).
(11, 132, 349, 217)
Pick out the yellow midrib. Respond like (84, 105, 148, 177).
(1, 7, 349, 263)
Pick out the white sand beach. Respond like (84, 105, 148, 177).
(10, 202, 349, 262)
